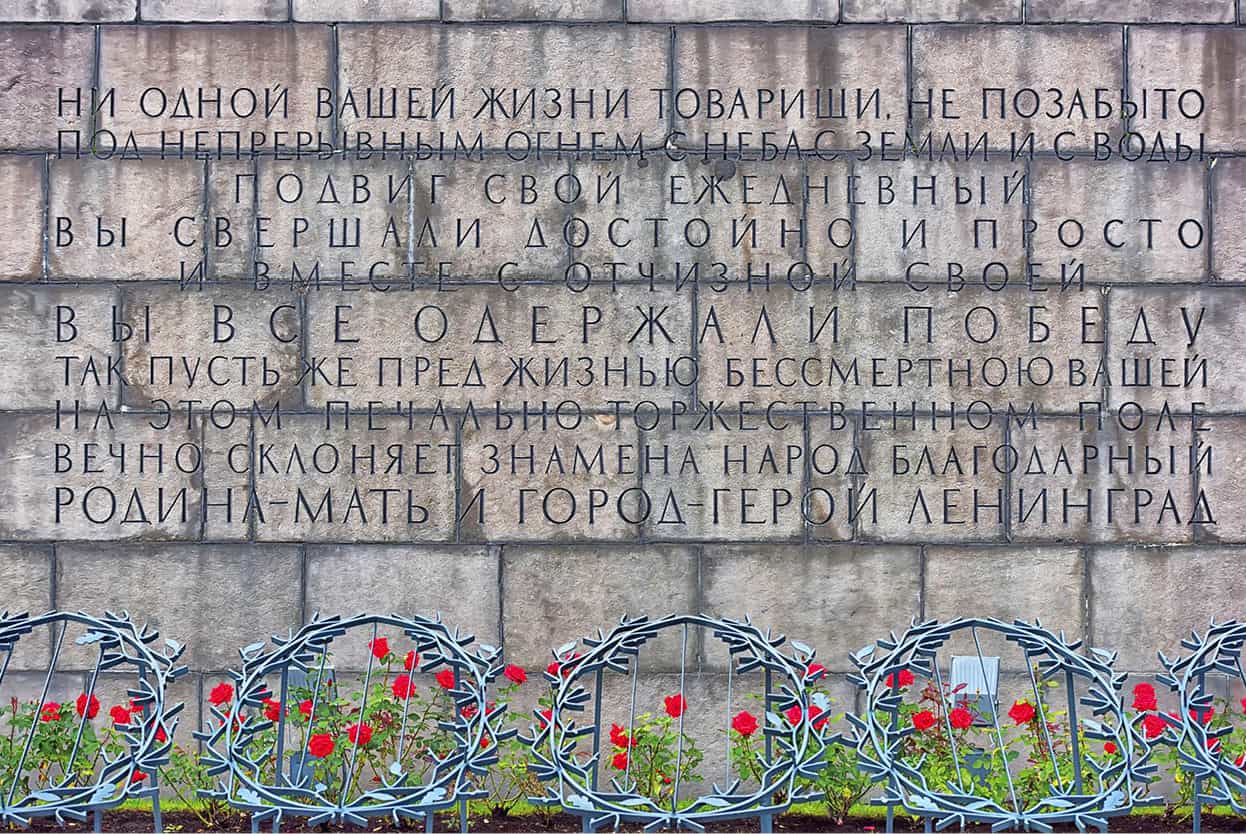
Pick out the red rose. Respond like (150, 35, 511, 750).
(1132, 683, 1157, 712)
(130, 770, 146, 784)
(308, 733, 334, 758)
(732, 711, 758, 738)
(664, 693, 687, 718)
(611, 751, 629, 770)
(546, 653, 580, 677)
(884, 669, 915, 689)
(77, 693, 100, 719)
(208, 682, 233, 707)
(392, 673, 416, 700)
(110, 705, 132, 725)
(1142, 713, 1166, 739)
(1236, 753, 1246, 768)
(911, 710, 936, 731)
(1189, 707, 1215, 725)
(538, 708, 552, 729)
(346, 723, 373, 745)
(370, 637, 389, 660)
(405, 650, 418, 671)
(462, 703, 479, 720)
(263, 698, 282, 722)
(1008, 700, 1036, 725)
(435, 669, 456, 690)
(784, 704, 803, 725)
(40, 702, 62, 722)
(807, 663, 826, 679)
(1104, 741, 1118, 755)
(1241, 697, 1246, 714)
(156, 726, 168, 743)
(504, 664, 527, 685)
(609, 723, 631, 747)
(298, 699, 313, 719)
(949, 707, 973, 730)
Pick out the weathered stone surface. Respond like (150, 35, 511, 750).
(294, 0, 437, 19)
(120, 286, 301, 409)
(1192, 417, 1246, 543)
(0, 0, 134, 20)
(0, 26, 93, 149)
(1212, 157, 1246, 281)
(446, 0, 622, 19)
(1011, 417, 1195, 544)
(0, 546, 54, 670)
(460, 416, 641, 542)
(200, 416, 252, 541)
(501, 545, 697, 669)
(0, 672, 89, 716)
(631, 0, 836, 20)
(0, 156, 43, 280)
(304, 284, 693, 410)
(1129, 27, 1246, 152)
(98, 25, 331, 145)
(141, 0, 286, 20)
(305, 545, 500, 668)
(806, 414, 857, 542)
(701, 545, 922, 671)
(48, 159, 204, 281)
(911, 25, 1122, 150)
(1029, 0, 1233, 21)
(570, 156, 841, 280)
(851, 158, 1028, 281)
(410, 157, 568, 280)
(842, 0, 1019, 20)
(55, 543, 302, 670)
(1106, 286, 1246, 412)
(337, 25, 668, 146)
(1088, 546, 1243, 669)
(252, 415, 456, 542)
(673, 26, 905, 149)
(0, 413, 202, 540)
(858, 424, 1007, 542)
(1031, 160, 1206, 283)
(695, 283, 1105, 412)
(641, 422, 809, 542)
(255, 156, 408, 280)
(924, 545, 1085, 629)
(0, 285, 119, 409)
(206, 160, 257, 281)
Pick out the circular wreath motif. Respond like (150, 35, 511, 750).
(1158, 619, 1246, 815)
(198, 613, 509, 828)
(853, 617, 1155, 831)
(527, 613, 836, 831)
(0, 610, 186, 827)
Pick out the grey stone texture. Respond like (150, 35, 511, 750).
(911, 25, 1123, 150)
(98, 25, 332, 146)
(0, 26, 93, 149)
(673, 26, 906, 149)
(140, 0, 287, 20)
(49, 159, 204, 281)
(336, 24, 668, 147)
(0, 156, 44, 280)
(54, 543, 302, 670)
(1128, 27, 1246, 152)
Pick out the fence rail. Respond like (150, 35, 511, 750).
(1, 610, 1244, 833)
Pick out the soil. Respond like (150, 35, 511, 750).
(12, 810, 1246, 833)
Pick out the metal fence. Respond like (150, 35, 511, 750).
(1, 610, 1244, 833)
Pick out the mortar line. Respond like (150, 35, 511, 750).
(40, 154, 50, 282)
(495, 544, 505, 658)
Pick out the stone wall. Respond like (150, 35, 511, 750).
(1, 0, 1244, 734)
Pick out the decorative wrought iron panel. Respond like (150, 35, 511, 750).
(525, 613, 838, 832)
(0, 610, 186, 831)
(197, 613, 510, 832)
(850, 617, 1159, 832)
